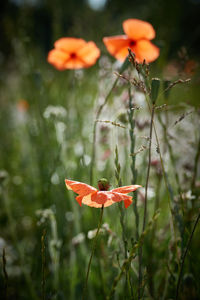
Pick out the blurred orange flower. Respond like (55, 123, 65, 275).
(17, 99, 29, 112)
(65, 179, 141, 208)
(103, 19, 159, 63)
(47, 37, 100, 70)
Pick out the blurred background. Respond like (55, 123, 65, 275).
(0, 1, 200, 299)
(1, 0, 200, 62)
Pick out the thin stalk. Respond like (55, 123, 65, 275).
(138, 103, 155, 300)
(128, 86, 139, 239)
(143, 96, 178, 258)
(147, 175, 161, 298)
(175, 211, 200, 300)
(114, 146, 127, 256)
(82, 205, 104, 300)
(115, 146, 131, 298)
(128, 86, 141, 299)
(143, 104, 155, 230)
(158, 114, 184, 206)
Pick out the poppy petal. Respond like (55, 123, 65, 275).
(134, 40, 160, 63)
(124, 199, 133, 208)
(77, 41, 100, 66)
(123, 19, 156, 40)
(91, 191, 111, 204)
(65, 179, 97, 206)
(54, 37, 86, 52)
(63, 57, 90, 69)
(103, 35, 131, 61)
(47, 49, 70, 70)
(82, 192, 115, 208)
(111, 192, 133, 208)
(111, 185, 141, 194)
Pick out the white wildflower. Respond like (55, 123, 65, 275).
(43, 105, 67, 119)
(72, 233, 85, 246)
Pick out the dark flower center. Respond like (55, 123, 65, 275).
(70, 52, 76, 59)
(130, 40, 136, 47)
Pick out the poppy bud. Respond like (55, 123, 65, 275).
(151, 78, 160, 104)
(163, 80, 171, 100)
(98, 178, 110, 191)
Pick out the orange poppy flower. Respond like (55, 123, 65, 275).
(47, 37, 100, 70)
(17, 99, 29, 112)
(65, 178, 141, 208)
(103, 19, 159, 63)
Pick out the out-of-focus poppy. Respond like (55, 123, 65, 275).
(103, 19, 159, 63)
(65, 178, 141, 208)
(47, 37, 100, 70)
(17, 99, 29, 112)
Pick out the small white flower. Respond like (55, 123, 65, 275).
(72, 233, 85, 245)
(87, 228, 103, 239)
(74, 142, 84, 156)
(51, 172, 60, 185)
(43, 105, 67, 119)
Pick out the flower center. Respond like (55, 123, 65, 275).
(70, 52, 76, 59)
(129, 40, 136, 47)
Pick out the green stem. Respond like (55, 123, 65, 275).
(127, 86, 141, 299)
(138, 104, 155, 300)
(143, 104, 155, 231)
(82, 205, 104, 300)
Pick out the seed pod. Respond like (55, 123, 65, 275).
(151, 78, 160, 104)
